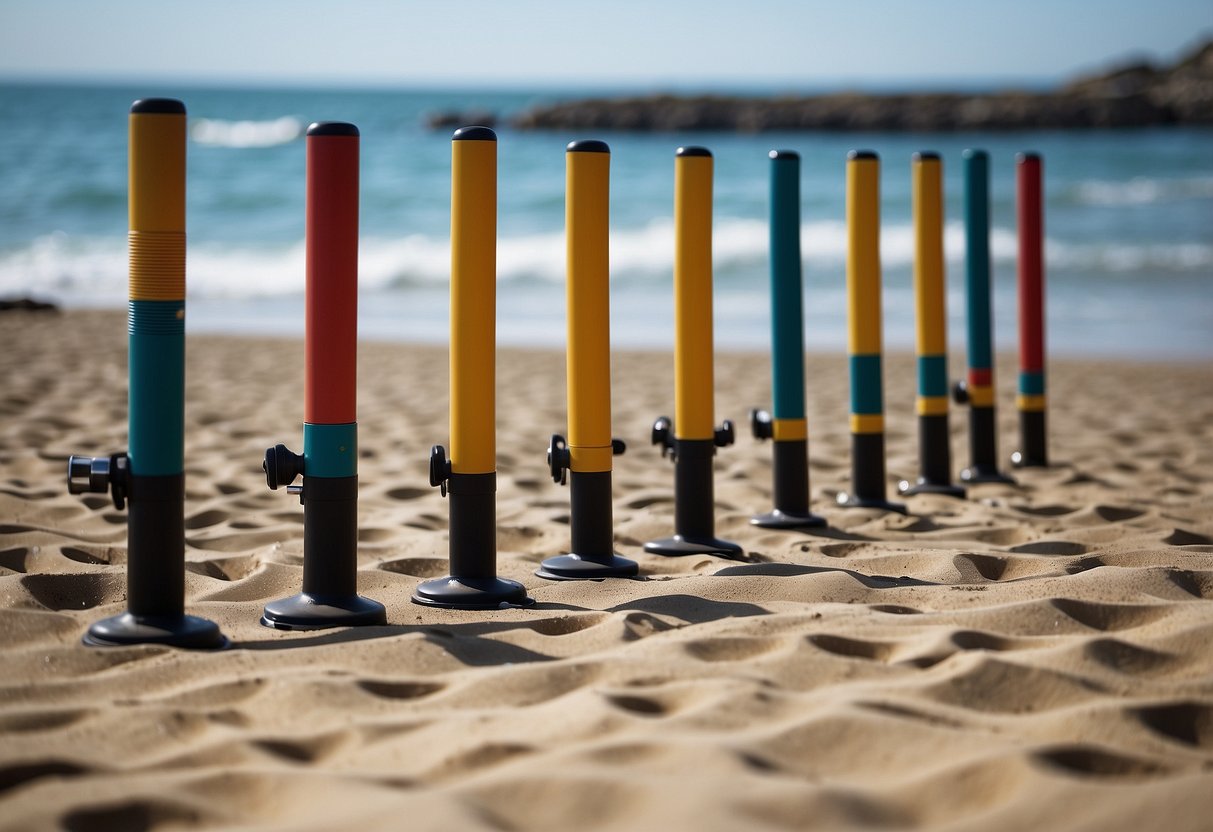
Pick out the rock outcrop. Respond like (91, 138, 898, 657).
(502, 39, 1212, 132)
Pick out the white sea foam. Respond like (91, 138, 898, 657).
(190, 117, 304, 148)
(1069, 176, 1213, 206)
(4, 220, 1209, 306)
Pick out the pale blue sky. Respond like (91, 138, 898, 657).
(1, 0, 1209, 89)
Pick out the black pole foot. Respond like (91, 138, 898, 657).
(644, 535, 744, 559)
(412, 576, 534, 610)
(536, 553, 639, 581)
(959, 465, 1017, 485)
(261, 592, 386, 631)
(84, 612, 227, 649)
(898, 479, 966, 499)
(751, 509, 827, 529)
(835, 492, 907, 514)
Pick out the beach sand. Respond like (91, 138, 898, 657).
(1, 308, 1211, 831)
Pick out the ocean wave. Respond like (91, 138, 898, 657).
(4, 222, 1209, 305)
(1066, 176, 1213, 206)
(190, 117, 305, 148)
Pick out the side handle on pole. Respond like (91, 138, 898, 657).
(429, 445, 452, 497)
(67, 453, 130, 510)
(714, 419, 735, 448)
(651, 416, 675, 459)
(749, 409, 774, 441)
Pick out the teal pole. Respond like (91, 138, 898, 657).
(749, 149, 825, 529)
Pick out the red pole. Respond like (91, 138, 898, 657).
(306, 124, 359, 425)
(1013, 152, 1047, 467)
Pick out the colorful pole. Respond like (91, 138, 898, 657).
(416, 126, 533, 608)
(749, 149, 826, 528)
(837, 150, 904, 513)
(954, 149, 1015, 484)
(260, 122, 386, 630)
(66, 98, 225, 648)
(899, 152, 964, 498)
(1012, 152, 1048, 467)
(646, 146, 742, 558)
(539, 140, 637, 580)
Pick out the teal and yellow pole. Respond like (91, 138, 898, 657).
(953, 149, 1015, 484)
(749, 149, 826, 528)
(415, 126, 533, 608)
(1012, 152, 1048, 468)
(259, 122, 386, 629)
(538, 140, 637, 580)
(837, 150, 904, 512)
(67, 98, 225, 648)
(899, 152, 964, 498)
(646, 146, 742, 558)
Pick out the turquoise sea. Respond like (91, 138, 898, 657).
(1, 83, 1210, 358)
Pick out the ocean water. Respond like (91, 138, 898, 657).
(1, 83, 1211, 359)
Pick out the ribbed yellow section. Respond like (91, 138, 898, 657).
(449, 138, 497, 474)
(916, 395, 950, 416)
(129, 113, 186, 233)
(772, 418, 807, 441)
(846, 156, 882, 356)
(968, 385, 996, 407)
(1017, 394, 1047, 412)
(850, 413, 885, 434)
(128, 231, 185, 300)
(673, 154, 715, 441)
(566, 149, 613, 473)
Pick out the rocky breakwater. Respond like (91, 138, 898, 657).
(507, 40, 1212, 132)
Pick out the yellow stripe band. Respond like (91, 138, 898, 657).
(850, 413, 884, 434)
(569, 444, 613, 473)
(772, 418, 807, 441)
(913, 155, 948, 357)
(1017, 394, 1047, 412)
(968, 384, 995, 407)
(917, 396, 950, 416)
(128, 231, 185, 301)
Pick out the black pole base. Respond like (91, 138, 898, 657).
(751, 509, 827, 530)
(959, 464, 1017, 485)
(412, 576, 534, 610)
(536, 552, 639, 581)
(835, 491, 907, 513)
(84, 612, 227, 649)
(261, 592, 386, 631)
(1012, 409, 1048, 468)
(898, 478, 966, 498)
(644, 535, 744, 559)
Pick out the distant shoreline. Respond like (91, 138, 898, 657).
(428, 39, 1213, 133)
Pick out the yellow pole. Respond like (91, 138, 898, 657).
(645, 146, 741, 558)
(566, 144, 613, 474)
(537, 140, 638, 580)
(416, 126, 532, 609)
(673, 147, 715, 441)
(839, 150, 903, 512)
(449, 129, 496, 475)
(901, 152, 963, 497)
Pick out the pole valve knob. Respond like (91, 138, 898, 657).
(714, 419, 736, 447)
(651, 416, 675, 460)
(749, 409, 773, 440)
(548, 434, 570, 485)
(612, 438, 626, 456)
(429, 445, 452, 497)
(952, 380, 970, 405)
(264, 444, 305, 490)
(67, 453, 129, 510)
